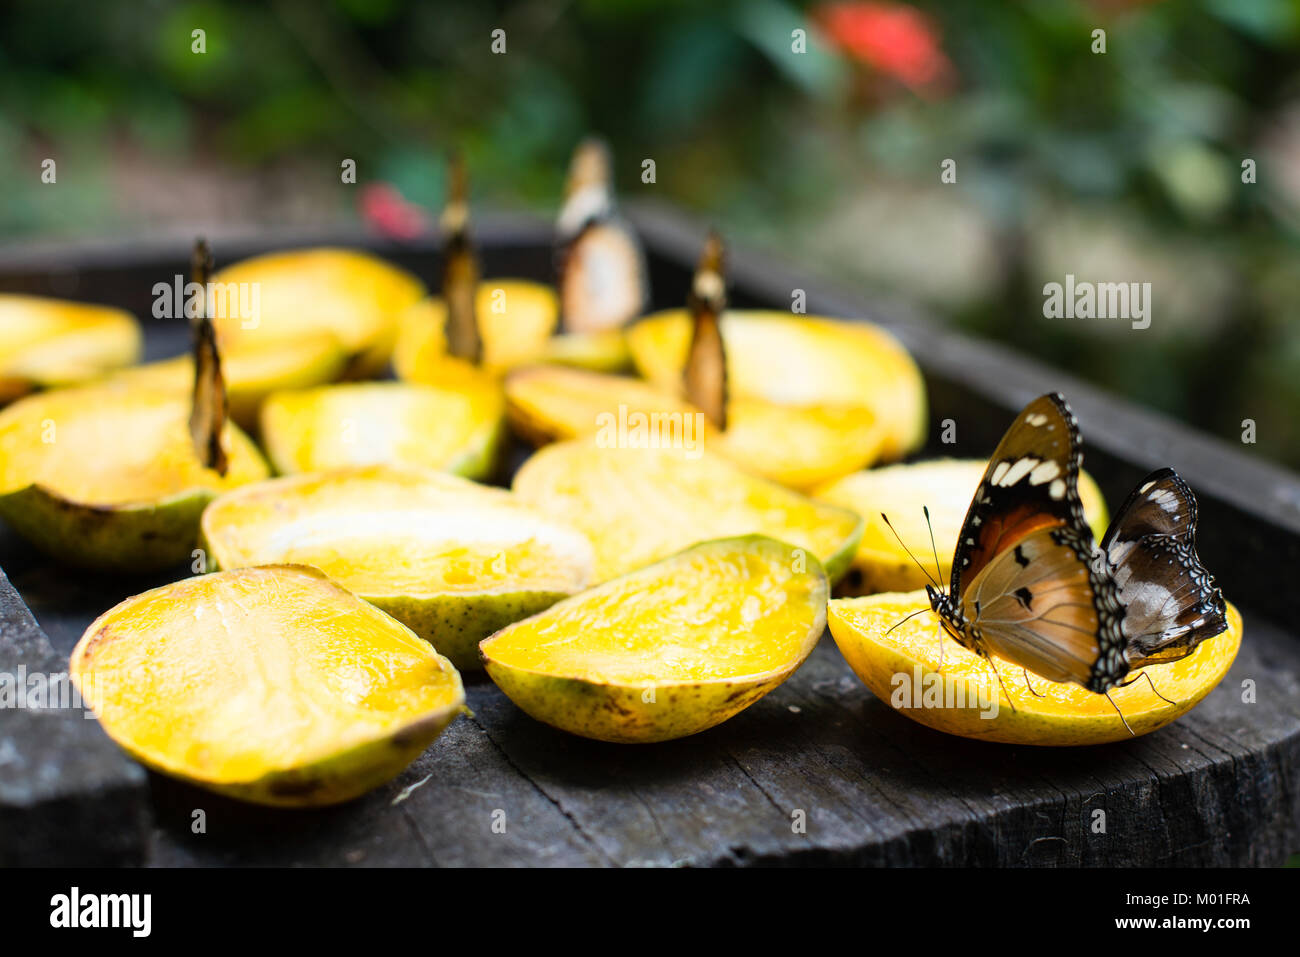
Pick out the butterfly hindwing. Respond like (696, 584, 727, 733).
(1103, 468, 1227, 668)
(949, 393, 1087, 600)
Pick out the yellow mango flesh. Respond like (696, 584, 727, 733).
(481, 535, 827, 743)
(505, 365, 885, 490)
(628, 310, 926, 461)
(0, 383, 267, 506)
(828, 591, 1243, 746)
(815, 458, 1109, 594)
(393, 281, 558, 378)
(513, 439, 861, 584)
(70, 565, 465, 805)
(202, 465, 592, 599)
(105, 330, 349, 429)
(212, 248, 425, 375)
(0, 295, 141, 397)
(260, 378, 504, 479)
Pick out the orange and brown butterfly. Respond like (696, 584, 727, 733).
(915, 393, 1226, 715)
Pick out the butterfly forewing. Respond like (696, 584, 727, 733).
(949, 393, 1087, 600)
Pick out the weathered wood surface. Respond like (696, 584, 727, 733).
(0, 210, 1297, 866)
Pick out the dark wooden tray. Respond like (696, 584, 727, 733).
(2, 205, 1297, 867)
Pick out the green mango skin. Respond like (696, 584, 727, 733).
(370, 590, 576, 672)
(0, 484, 213, 573)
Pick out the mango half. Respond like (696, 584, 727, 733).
(505, 365, 885, 490)
(0, 384, 268, 571)
(814, 458, 1109, 595)
(260, 377, 505, 480)
(628, 310, 926, 462)
(481, 535, 827, 743)
(200, 465, 595, 670)
(393, 282, 629, 379)
(513, 439, 862, 584)
(104, 330, 348, 431)
(827, 591, 1243, 746)
(212, 247, 425, 378)
(0, 295, 141, 403)
(70, 565, 465, 806)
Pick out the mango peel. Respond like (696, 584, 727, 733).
(201, 466, 595, 670)
(70, 564, 466, 806)
(828, 591, 1243, 746)
(481, 535, 827, 743)
(0, 384, 268, 571)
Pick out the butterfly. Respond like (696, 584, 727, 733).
(920, 393, 1226, 709)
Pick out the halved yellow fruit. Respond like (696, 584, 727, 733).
(70, 564, 465, 806)
(393, 280, 558, 378)
(200, 465, 595, 670)
(827, 591, 1243, 746)
(482, 535, 827, 743)
(106, 330, 348, 430)
(541, 328, 631, 372)
(0, 383, 268, 570)
(815, 459, 1110, 594)
(211, 248, 425, 377)
(505, 365, 885, 490)
(513, 439, 862, 584)
(629, 310, 926, 461)
(0, 295, 141, 402)
(260, 378, 505, 480)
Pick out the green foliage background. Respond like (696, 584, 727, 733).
(1, 0, 1297, 466)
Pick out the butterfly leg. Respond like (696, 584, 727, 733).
(1102, 689, 1135, 736)
(1022, 668, 1045, 698)
(1117, 670, 1177, 706)
(984, 653, 1017, 714)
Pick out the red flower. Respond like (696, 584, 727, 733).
(359, 183, 428, 239)
(814, 2, 953, 93)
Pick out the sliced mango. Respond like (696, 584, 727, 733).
(514, 439, 862, 584)
(0, 295, 141, 401)
(0, 383, 268, 570)
(629, 310, 926, 461)
(827, 591, 1243, 746)
(505, 365, 885, 490)
(541, 328, 631, 372)
(211, 248, 425, 377)
(106, 330, 348, 430)
(70, 564, 465, 806)
(482, 536, 827, 743)
(815, 458, 1110, 595)
(260, 378, 505, 480)
(201, 465, 594, 670)
(393, 280, 559, 379)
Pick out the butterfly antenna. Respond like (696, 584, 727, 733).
(1022, 668, 1045, 698)
(880, 513, 940, 588)
(922, 505, 944, 589)
(884, 607, 931, 636)
(1103, 689, 1135, 736)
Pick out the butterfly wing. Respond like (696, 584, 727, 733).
(949, 393, 1088, 600)
(964, 524, 1129, 691)
(1102, 469, 1227, 668)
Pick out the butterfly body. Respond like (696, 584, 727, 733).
(925, 393, 1225, 697)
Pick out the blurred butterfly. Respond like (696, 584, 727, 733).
(901, 393, 1225, 723)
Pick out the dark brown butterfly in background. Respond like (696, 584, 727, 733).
(919, 393, 1226, 711)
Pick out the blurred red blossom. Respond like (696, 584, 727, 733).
(359, 183, 428, 239)
(813, 2, 953, 94)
